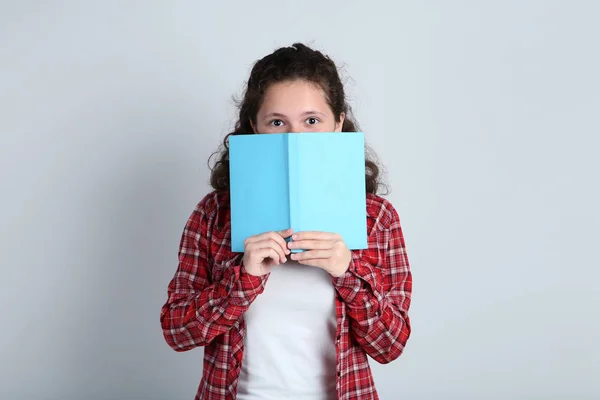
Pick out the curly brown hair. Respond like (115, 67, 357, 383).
(209, 43, 387, 195)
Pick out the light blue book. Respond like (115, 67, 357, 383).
(229, 132, 367, 252)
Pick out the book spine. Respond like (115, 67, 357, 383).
(288, 133, 299, 235)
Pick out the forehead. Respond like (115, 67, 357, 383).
(259, 80, 330, 115)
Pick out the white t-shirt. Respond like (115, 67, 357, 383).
(236, 260, 337, 400)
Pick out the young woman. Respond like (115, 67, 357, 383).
(160, 43, 412, 400)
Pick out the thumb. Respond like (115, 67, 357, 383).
(277, 228, 293, 238)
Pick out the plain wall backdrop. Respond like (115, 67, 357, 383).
(1, 1, 599, 399)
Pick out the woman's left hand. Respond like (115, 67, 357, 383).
(288, 231, 352, 277)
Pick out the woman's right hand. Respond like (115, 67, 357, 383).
(242, 228, 293, 276)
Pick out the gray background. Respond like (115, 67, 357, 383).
(1, 1, 598, 399)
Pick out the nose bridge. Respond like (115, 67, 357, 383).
(289, 122, 302, 133)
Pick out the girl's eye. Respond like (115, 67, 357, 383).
(270, 119, 284, 127)
(306, 117, 319, 125)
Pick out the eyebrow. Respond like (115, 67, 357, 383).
(263, 112, 287, 119)
(263, 111, 327, 119)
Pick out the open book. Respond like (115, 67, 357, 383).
(229, 132, 368, 252)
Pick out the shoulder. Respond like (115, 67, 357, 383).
(196, 190, 230, 215)
(187, 190, 231, 231)
(366, 192, 401, 232)
(182, 191, 233, 263)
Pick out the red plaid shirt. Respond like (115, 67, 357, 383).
(160, 190, 412, 399)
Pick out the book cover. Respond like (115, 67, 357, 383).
(229, 132, 367, 252)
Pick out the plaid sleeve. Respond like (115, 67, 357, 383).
(332, 201, 412, 364)
(160, 199, 268, 351)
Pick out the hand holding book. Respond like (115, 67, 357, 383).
(242, 228, 293, 277)
(288, 231, 352, 277)
(241, 228, 352, 278)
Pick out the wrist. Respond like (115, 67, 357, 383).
(330, 257, 351, 277)
(241, 260, 269, 277)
